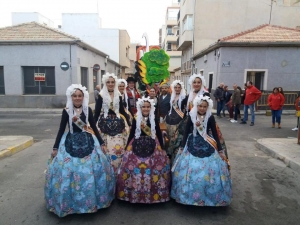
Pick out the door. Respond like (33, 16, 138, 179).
(208, 73, 213, 93)
(246, 71, 264, 91)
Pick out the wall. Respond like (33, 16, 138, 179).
(0, 43, 117, 107)
(195, 46, 300, 92)
(62, 13, 120, 63)
(11, 12, 55, 27)
(193, 0, 300, 54)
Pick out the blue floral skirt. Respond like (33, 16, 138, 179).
(171, 134, 232, 206)
(44, 132, 115, 217)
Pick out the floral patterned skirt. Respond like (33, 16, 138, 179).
(44, 132, 115, 217)
(100, 116, 130, 176)
(116, 137, 171, 204)
(171, 134, 232, 206)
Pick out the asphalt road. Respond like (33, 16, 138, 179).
(0, 113, 299, 225)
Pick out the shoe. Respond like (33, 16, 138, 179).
(227, 118, 232, 121)
(272, 123, 275, 128)
(278, 123, 281, 129)
(292, 127, 298, 131)
(240, 121, 247, 124)
(250, 122, 254, 126)
(230, 119, 237, 123)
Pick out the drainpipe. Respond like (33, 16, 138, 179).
(191, 0, 197, 76)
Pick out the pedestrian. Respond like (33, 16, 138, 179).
(240, 81, 262, 126)
(214, 82, 225, 118)
(94, 73, 131, 176)
(278, 87, 285, 115)
(158, 83, 171, 123)
(118, 79, 133, 120)
(231, 84, 241, 123)
(94, 85, 101, 101)
(292, 92, 300, 131)
(165, 80, 187, 162)
(126, 77, 141, 114)
(171, 95, 232, 206)
(117, 97, 171, 203)
(148, 87, 160, 121)
(268, 87, 285, 128)
(45, 84, 115, 217)
(224, 85, 232, 119)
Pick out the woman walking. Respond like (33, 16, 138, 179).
(45, 84, 115, 217)
(94, 73, 131, 175)
(171, 95, 232, 206)
(117, 97, 171, 203)
(165, 80, 187, 161)
(268, 87, 285, 128)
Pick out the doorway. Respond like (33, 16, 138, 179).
(246, 71, 265, 91)
(208, 73, 213, 94)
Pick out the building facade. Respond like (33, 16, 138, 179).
(161, 2, 182, 79)
(177, 0, 300, 91)
(193, 25, 300, 96)
(0, 22, 121, 108)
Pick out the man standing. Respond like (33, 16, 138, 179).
(126, 77, 141, 114)
(94, 85, 100, 101)
(214, 82, 225, 118)
(224, 85, 232, 119)
(240, 81, 262, 126)
(158, 83, 171, 123)
(231, 84, 241, 123)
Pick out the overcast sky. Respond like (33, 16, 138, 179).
(0, 0, 175, 45)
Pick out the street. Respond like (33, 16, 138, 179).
(0, 112, 300, 225)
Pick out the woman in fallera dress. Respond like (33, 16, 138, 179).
(45, 84, 115, 217)
(171, 95, 232, 206)
(94, 73, 131, 176)
(117, 97, 171, 203)
(165, 80, 187, 162)
(118, 78, 133, 123)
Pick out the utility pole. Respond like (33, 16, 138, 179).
(269, 0, 275, 24)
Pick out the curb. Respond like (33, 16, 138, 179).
(0, 137, 34, 160)
(255, 140, 300, 174)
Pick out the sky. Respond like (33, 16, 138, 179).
(0, 0, 175, 45)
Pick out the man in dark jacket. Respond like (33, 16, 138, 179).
(224, 85, 232, 118)
(214, 83, 225, 118)
(231, 84, 241, 123)
(158, 83, 171, 122)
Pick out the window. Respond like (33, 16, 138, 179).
(183, 15, 193, 31)
(0, 66, 4, 94)
(167, 27, 172, 35)
(167, 43, 172, 51)
(23, 66, 55, 95)
(81, 67, 89, 89)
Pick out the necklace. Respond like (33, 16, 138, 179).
(74, 105, 82, 112)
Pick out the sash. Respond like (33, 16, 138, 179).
(197, 125, 231, 170)
(72, 116, 95, 135)
(172, 103, 184, 119)
(135, 115, 152, 136)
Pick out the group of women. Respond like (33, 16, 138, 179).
(44, 73, 232, 217)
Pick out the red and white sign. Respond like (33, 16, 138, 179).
(34, 73, 45, 81)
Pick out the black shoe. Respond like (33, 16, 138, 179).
(250, 122, 254, 126)
(240, 121, 247, 124)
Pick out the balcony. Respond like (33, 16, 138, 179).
(166, 17, 178, 26)
(177, 30, 193, 51)
(165, 34, 177, 43)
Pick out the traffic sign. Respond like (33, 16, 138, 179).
(60, 62, 69, 71)
(93, 64, 100, 72)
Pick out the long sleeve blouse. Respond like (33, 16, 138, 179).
(53, 107, 104, 149)
(180, 115, 222, 151)
(94, 95, 131, 126)
(126, 117, 164, 149)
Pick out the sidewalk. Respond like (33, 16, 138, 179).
(256, 138, 300, 174)
(0, 136, 34, 159)
(0, 105, 295, 115)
